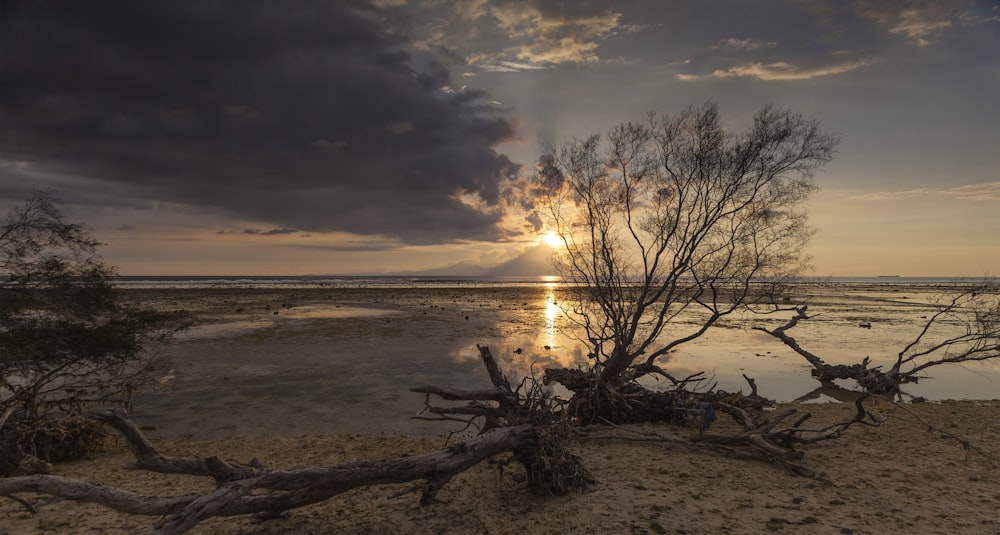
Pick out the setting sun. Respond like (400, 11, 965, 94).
(541, 231, 563, 248)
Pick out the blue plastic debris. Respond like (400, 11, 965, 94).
(695, 402, 717, 432)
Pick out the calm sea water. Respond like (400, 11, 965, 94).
(123, 276, 999, 439)
(113, 275, 996, 288)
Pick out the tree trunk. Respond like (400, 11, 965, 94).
(0, 416, 536, 534)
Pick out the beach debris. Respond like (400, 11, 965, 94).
(156, 371, 177, 387)
(0, 413, 108, 477)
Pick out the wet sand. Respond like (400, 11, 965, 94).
(2, 284, 999, 533)
(2, 400, 998, 534)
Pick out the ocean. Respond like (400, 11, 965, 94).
(111, 274, 997, 288)
(118, 277, 1000, 439)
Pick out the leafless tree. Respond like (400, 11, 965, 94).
(537, 102, 838, 410)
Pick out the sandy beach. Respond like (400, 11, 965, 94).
(2, 400, 998, 534)
(2, 284, 999, 534)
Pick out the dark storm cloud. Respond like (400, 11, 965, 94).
(243, 227, 300, 236)
(0, 1, 520, 244)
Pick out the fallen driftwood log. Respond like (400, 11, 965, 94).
(0, 412, 535, 534)
(756, 285, 1000, 396)
(0, 344, 923, 534)
(0, 346, 590, 534)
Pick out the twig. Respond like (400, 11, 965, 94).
(0, 407, 14, 432)
(582, 418, 831, 482)
(2, 493, 37, 514)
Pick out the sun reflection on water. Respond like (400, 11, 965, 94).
(446, 282, 588, 381)
(544, 282, 559, 349)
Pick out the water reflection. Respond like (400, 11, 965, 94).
(792, 381, 868, 403)
(544, 282, 559, 350)
(447, 282, 587, 383)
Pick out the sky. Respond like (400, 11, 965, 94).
(1, 0, 997, 277)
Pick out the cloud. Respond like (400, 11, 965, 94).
(856, 1, 960, 46)
(712, 37, 778, 50)
(456, 0, 491, 22)
(393, 1, 636, 73)
(488, 1, 625, 65)
(311, 139, 348, 151)
(243, 228, 301, 236)
(291, 240, 403, 252)
(677, 57, 877, 81)
(0, 1, 520, 245)
(384, 121, 414, 134)
(466, 56, 551, 72)
(847, 182, 1000, 202)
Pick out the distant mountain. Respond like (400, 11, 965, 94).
(403, 261, 489, 277)
(485, 243, 557, 277)
(393, 243, 557, 278)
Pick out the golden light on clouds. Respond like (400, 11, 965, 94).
(676, 58, 877, 81)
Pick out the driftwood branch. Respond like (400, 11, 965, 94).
(754, 305, 904, 394)
(0, 407, 14, 432)
(2, 338, 932, 533)
(752, 305, 828, 369)
(690, 396, 883, 477)
(0, 345, 593, 534)
(0, 347, 555, 535)
(752, 306, 881, 389)
(756, 285, 1000, 395)
(0, 410, 536, 534)
(577, 397, 883, 481)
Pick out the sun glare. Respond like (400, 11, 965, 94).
(541, 231, 563, 248)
